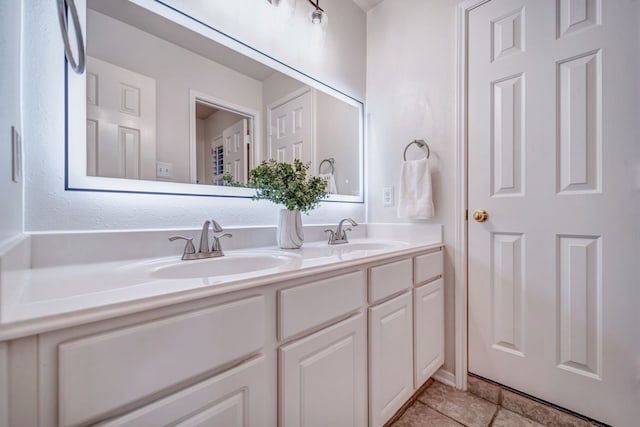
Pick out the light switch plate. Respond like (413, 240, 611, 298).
(383, 186, 394, 207)
(11, 126, 22, 183)
(157, 161, 173, 179)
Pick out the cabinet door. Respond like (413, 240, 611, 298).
(369, 291, 413, 427)
(414, 279, 444, 387)
(279, 313, 366, 427)
(97, 356, 266, 427)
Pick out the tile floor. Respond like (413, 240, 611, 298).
(390, 378, 604, 427)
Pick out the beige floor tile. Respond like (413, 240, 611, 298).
(392, 402, 464, 427)
(418, 382, 498, 427)
(492, 408, 545, 427)
(501, 390, 591, 427)
(467, 376, 502, 405)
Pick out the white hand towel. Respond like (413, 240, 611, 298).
(397, 158, 434, 219)
(319, 173, 338, 194)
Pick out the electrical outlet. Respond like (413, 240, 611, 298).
(383, 186, 394, 207)
(11, 126, 22, 183)
(156, 161, 173, 178)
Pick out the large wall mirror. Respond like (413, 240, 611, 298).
(66, 0, 364, 201)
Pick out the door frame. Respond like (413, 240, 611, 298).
(454, 0, 491, 391)
(188, 90, 261, 184)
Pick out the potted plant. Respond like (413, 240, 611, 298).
(248, 159, 328, 249)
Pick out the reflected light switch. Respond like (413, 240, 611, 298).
(157, 161, 173, 179)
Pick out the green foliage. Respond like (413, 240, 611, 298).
(220, 173, 246, 187)
(248, 159, 328, 213)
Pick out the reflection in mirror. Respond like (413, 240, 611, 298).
(70, 0, 363, 200)
(191, 94, 255, 186)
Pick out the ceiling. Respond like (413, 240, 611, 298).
(352, 0, 385, 12)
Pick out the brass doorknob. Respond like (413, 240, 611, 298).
(473, 209, 489, 223)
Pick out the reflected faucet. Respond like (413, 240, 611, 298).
(325, 218, 358, 245)
(169, 220, 232, 260)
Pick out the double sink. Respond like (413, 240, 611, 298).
(149, 240, 408, 280)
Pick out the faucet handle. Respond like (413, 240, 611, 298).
(324, 229, 336, 243)
(168, 235, 196, 260)
(211, 220, 224, 233)
(212, 233, 232, 252)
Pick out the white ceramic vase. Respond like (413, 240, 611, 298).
(277, 209, 304, 249)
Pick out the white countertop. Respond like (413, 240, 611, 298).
(0, 234, 442, 341)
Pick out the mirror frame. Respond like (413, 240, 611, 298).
(66, 0, 365, 202)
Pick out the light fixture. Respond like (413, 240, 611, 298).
(308, 0, 325, 24)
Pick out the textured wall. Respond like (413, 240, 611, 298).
(0, 0, 23, 244)
(366, 0, 458, 374)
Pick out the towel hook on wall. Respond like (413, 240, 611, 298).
(403, 139, 430, 161)
(56, 0, 86, 74)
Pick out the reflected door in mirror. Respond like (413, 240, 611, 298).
(86, 56, 157, 180)
(270, 89, 312, 165)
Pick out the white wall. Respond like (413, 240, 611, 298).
(87, 10, 263, 183)
(22, 0, 366, 232)
(0, 0, 23, 244)
(164, 0, 366, 101)
(366, 0, 458, 373)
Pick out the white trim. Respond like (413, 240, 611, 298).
(0, 342, 7, 427)
(188, 90, 261, 185)
(432, 368, 456, 388)
(455, 0, 490, 392)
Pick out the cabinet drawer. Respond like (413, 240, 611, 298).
(59, 296, 265, 427)
(414, 249, 443, 285)
(97, 356, 265, 427)
(368, 259, 412, 304)
(278, 271, 364, 341)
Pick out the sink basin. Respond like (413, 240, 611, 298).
(149, 252, 299, 280)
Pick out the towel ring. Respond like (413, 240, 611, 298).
(403, 139, 430, 161)
(57, 0, 86, 74)
(319, 158, 335, 174)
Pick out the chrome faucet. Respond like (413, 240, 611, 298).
(169, 220, 232, 260)
(325, 218, 358, 245)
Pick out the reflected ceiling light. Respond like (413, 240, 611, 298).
(308, 0, 325, 24)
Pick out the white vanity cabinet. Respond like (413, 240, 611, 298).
(278, 271, 367, 427)
(96, 356, 266, 427)
(368, 260, 414, 427)
(1, 243, 445, 427)
(368, 248, 444, 427)
(33, 295, 270, 427)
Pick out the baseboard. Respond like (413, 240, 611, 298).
(433, 368, 455, 387)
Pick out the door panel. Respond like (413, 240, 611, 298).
(86, 56, 156, 180)
(467, 1, 638, 425)
(223, 119, 248, 184)
(269, 90, 313, 166)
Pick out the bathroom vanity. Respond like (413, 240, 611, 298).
(0, 226, 444, 427)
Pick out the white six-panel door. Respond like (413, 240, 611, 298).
(268, 89, 313, 167)
(86, 56, 156, 180)
(467, 1, 638, 425)
(223, 119, 248, 184)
